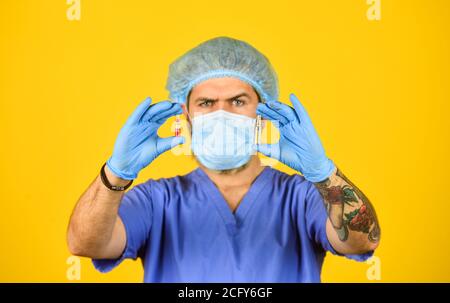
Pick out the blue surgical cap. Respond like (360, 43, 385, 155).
(166, 36, 279, 104)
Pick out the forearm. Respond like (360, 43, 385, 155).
(313, 166, 380, 253)
(67, 166, 128, 256)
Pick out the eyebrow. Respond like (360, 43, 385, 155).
(194, 92, 251, 103)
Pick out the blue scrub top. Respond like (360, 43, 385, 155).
(93, 166, 373, 282)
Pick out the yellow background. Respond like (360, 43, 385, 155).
(1, 0, 449, 282)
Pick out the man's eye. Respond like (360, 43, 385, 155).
(232, 99, 245, 106)
(199, 100, 213, 107)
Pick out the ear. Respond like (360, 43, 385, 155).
(181, 103, 192, 132)
(181, 104, 190, 121)
(181, 103, 187, 114)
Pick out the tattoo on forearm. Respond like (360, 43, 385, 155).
(314, 167, 380, 243)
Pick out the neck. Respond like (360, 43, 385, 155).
(200, 156, 265, 189)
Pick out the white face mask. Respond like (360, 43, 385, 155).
(191, 110, 257, 170)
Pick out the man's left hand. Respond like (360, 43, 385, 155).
(256, 93, 335, 182)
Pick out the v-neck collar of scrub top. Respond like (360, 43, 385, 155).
(192, 165, 273, 236)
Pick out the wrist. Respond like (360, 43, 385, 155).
(104, 164, 133, 187)
(321, 164, 338, 183)
(304, 158, 336, 183)
(106, 158, 137, 180)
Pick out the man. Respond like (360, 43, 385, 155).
(67, 37, 380, 282)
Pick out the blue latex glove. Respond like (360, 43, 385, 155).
(256, 93, 335, 182)
(106, 97, 185, 180)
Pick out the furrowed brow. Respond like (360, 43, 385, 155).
(194, 97, 218, 103)
(225, 93, 251, 101)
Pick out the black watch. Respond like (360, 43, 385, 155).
(100, 163, 133, 191)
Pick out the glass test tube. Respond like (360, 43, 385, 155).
(175, 115, 181, 137)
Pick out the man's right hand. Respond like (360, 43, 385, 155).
(106, 97, 184, 180)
